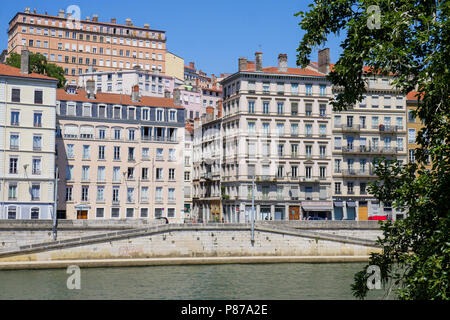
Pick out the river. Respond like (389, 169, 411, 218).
(0, 263, 390, 300)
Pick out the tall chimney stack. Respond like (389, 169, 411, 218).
(173, 88, 181, 106)
(131, 85, 140, 102)
(86, 79, 95, 99)
(278, 54, 288, 72)
(318, 48, 330, 74)
(20, 49, 30, 74)
(255, 52, 263, 72)
(238, 57, 248, 72)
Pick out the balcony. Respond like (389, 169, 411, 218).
(340, 169, 376, 177)
(378, 125, 402, 133)
(334, 124, 362, 132)
(341, 146, 401, 155)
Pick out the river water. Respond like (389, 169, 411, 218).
(0, 263, 390, 300)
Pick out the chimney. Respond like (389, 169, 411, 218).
(238, 57, 248, 72)
(131, 85, 140, 102)
(20, 49, 30, 74)
(206, 106, 214, 115)
(144, 24, 150, 29)
(125, 18, 133, 26)
(318, 48, 330, 74)
(189, 62, 195, 69)
(164, 90, 171, 98)
(111, 18, 116, 24)
(173, 88, 181, 106)
(92, 14, 98, 22)
(86, 16, 91, 22)
(25, 7, 31, 13)
(255, 52, 263, 72)
(278, 53, 288, 72)
(86, 79, 95, 99)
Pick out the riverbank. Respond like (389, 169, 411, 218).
(0, 255, 371, 270)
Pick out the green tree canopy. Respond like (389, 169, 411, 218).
(6, 52, 67, 88)
(295, 0, 449, 300)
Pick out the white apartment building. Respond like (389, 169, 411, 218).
(328, 69, 408, 221)
(0, 52, 59, 220)
(220, 52, 333, 222)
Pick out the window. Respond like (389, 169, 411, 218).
(128, 147, 135, 161)
(82, 145, 90, 159)
(66, 166, 74, 181)
(10, 134, 19, 150)
(8, 207, 17, 220)
(408, 129, 416, 143)
(97, 186, 105, 202)
(263, 101, 269, 114)
(155, 187, 163, 202)
(31, 184, 40, 200)
(11, 89, 20, 102)
(127, 167, 135, 179)
(291, 102, 298, 115)
(319, 104, 326, 117)
(305, 124, 313, 137)
(305, 84, 312, 96)
(33, 113, 42, 127)
(409, 149, 415, 162)
(97, 167, 106, 182)
(128, 129, 135, 141)
(140, 208, 148, 218)
(169, 149, 176, 161)
(8, 184, 17, 200)
(66, 144, 74, 158)
(112, 187, 120, 203)
(305, 103, 312, 115)
(9, 157, 18, 174)
(11, 111, 20, 125)
(169, 169, 175, 180)
(320, 166, 326, 178)
(248, 101, 255, 113)
(82, 166, 90, 181)
(168, 208, 175, 218)
(98, 146, 105, 160)
(305, 166, 312, 179)
(319, 85, 326, 96)
(156, 109, 163, 121)
(277, 102, 284, 114)
(111, 208, 120, 218)
(168, 188, 175, 202)
(141, 187, 149, 202)
(32, 158, 41, 175)
(335, 182, 341, 194)
(31, 208, 40, 219)
(142, 168, 149, 180)
(114, 129, 121, 140)
(127, 188, 134, 203)
(348, 182, 354, 194)
(156, 168, 163, 180)
(33, 135, 42, 150)
(96, 208, 104, 218)
(34, 90, 43, 104)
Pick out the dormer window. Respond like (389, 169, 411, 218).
(156, 109, 164, 122)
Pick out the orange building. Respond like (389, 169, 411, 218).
(406, 91, 430, 168)
(7, 8, 167, 85)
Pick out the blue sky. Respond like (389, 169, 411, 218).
(0, 0, 344, 76)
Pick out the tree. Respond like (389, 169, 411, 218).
(295, 0, 449, 300)
(6, 52, 67, 88)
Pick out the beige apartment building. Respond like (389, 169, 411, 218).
(219, 52, 333, 222)
(327, 67, 408, 220)
(55, 85, 185, 221)
(8, 8, 167, 85)
(0, 53, 59, 220)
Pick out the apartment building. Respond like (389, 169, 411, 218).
(184, 62, 211, 88)
(0, 52, 59, 219)
(184, 122, 194, 220)
(55, 84, 185, 221)
(406, 91, 430, 168)
(78, 67, 177, 97)
(8, 8, 167, 84)
(327, 65, 408, 220)
(192, 106, 223, 222)
(220, 52, 333, 222)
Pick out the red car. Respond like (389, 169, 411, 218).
(368, 215, 392, 221)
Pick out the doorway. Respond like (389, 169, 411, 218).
(289, 206, 300, 220)
(77, 210, 88, 220)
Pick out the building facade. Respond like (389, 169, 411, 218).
(55, 87, 185, 221)
(192, 107, 223, 222)
(329, 69, 408, 220)
(78, 68, 176, 97)
(8, 8, 167, 85)
(0, 58, 58, 220)
(219, 52, 333, 222)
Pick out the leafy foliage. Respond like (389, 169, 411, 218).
(6, 52, 66, 88)
(296, 0, 449, 300)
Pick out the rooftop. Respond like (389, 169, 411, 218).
(57, 88, 182, 108)
(0, 63, 58, 81)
